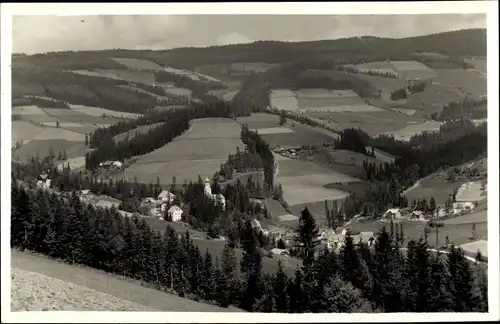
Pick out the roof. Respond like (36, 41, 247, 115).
(412, 210, 424, 215)
(204, 177, 210, 183)
(270, 248, 289, 255)
(385, 208, 400, 214)
(80, 189, 90, 195)
(158, 190, 175, 199)
(251, 219, 262, 228)
(168, 205, 183, 213)
(38, 174, 49, 180)
(360, 231, 374, 237)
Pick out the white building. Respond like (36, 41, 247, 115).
(158, 190, 176, 203)
(204, 177, 226, 210)
(383, 208, 402, 220)
(167, 205, 183, 222)
(453, 202, 475, 215)
(36, 173, 51, 189)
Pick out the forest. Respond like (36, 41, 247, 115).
(439, 98, 488, 121)
(13, 29, 486, 70)
(11, 184, 488, 313)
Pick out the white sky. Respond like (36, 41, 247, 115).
(13, 14, 486, 54)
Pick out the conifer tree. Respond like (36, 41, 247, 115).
(297, 207, 319, 268)
(274, 261, 288, 312)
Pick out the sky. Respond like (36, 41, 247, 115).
(13, 14, 486, 54)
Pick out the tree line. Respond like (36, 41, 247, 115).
(439, 98, 487, 121)
(12, 157, 270, 239)
(86, 100, 244, 170)
(11, 186, 488, 313)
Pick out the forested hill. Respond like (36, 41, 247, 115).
(13, 29, 486, 69)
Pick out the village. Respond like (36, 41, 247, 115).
(34, 160, 487, 261)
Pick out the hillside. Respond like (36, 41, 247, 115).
(14, 29, 486, 70)
(11, 250, 241, 312)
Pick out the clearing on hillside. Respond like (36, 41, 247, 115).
(12, 121, 45, 141)
(11, 268, 153, 311)
(389, 60, 438, 80)
(69, 104, 139, 119)
(11, 250, 240, 312)
(465, 58, 487, 74)
(113, 70, 155, 85)
(276, 158, 359, 206)
(13, 140, 87, 162)
(164, 87, 193, 97)
(403, 179, 464, 205)
(305, 109, 422, 136)
(382, 121, 442, 141)
(460, 239, 488, 258)
(111, 58, 164, 71)
(455, 181, 487, 202)
(254, 127, 294, 135)
(434, 69, 487, 98)
(270, 90, 299, 112)
(113, 123, 165, 143)
(123, 118, 245, 184)
(441, 210, 487, 225)
(348, 219, 487, 249)
(69, 70, 124, 81)
(12, 105, 48, 116)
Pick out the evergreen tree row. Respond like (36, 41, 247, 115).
(11, 187, 488, 313)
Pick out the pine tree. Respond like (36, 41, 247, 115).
(240, 220, 263, 311)
(448, 246, 475, 311)
(274, 261, 288, 312)
(200, 250, 215, 302)
(428, 254, 454, 312)
(297, 207, 319, 268)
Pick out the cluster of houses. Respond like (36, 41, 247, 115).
(270, 146, 301, 158)
(381, 201, 477, 223)
(98, 160, 123, 171)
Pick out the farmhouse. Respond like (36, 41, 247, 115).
(167, 205, 183, 222)
(36, 173, 51, 189)
(204, 177, 226, 210)
(158, 190, 176, 203)
(269, 248, 290, 259)
(411, 210, 427, 221)
(452, 202, 475, 215)
(383, 208, 402, 220)
(95, 198, 120, 209)
(98, 160, 123, 170)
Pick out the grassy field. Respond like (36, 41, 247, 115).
(122, 118, 244, 185)
(434, 69, 487, 98)
(69, 69, 124, 81)
(304, 109, 423, 136)
(455, 181, 487, 202)
(390, 60, 438, 80)
(348, 218, 487, 249)
(164, 87, 193, 97)
(113, 122, 165, 143)
(11, 267, 153, 311)
(270, 91, 299, 112)
(113, 70, 156, 85)
(465, 58, 487, 74)
(404, 179, 465, 205)
(11, 250, 239, 312)
(276, 157, 359, 206)
(111, 58, 164, 71)
(68, 104, 140, 119)
(381, 121, 442, 141)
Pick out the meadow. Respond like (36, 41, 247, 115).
(164, 87, 193, 98)
(111, 58, 164, 71)
(12, 250, 239, 312)
(434, 69, 487, 98)
(403, 179, 465, 205)
(122, 118, 245, 185)
(382, 121, 443, 141)
(113, 122, 165, 143)
(455, 181, 487, 202)
(304, 109, 423, 136)
(348, 217, 487, 249)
